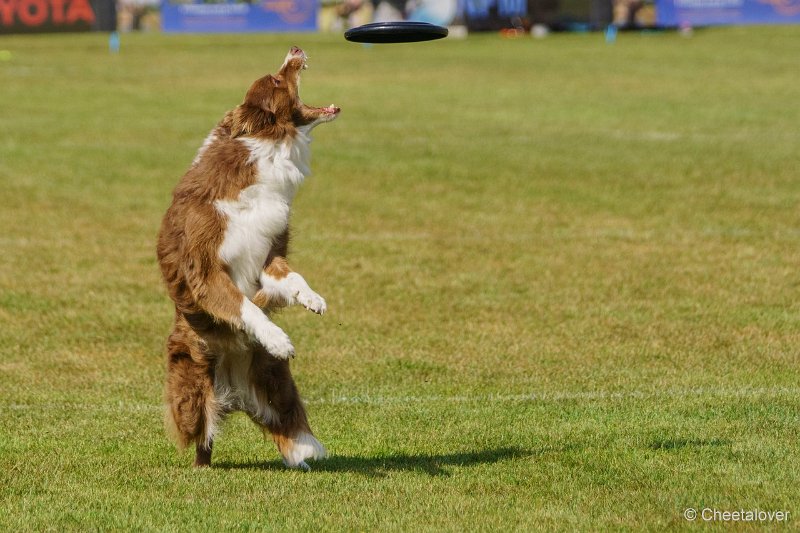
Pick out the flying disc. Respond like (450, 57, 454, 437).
(345, 22, 448, 44)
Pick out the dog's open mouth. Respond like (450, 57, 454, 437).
(287, 46, 308, 70)
(278, 47, 341, 124)
(309, 104, 340, 117)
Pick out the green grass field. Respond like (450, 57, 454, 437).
(1, 27, 799, 530)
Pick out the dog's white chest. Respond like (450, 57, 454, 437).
(214, 135, 311, 297)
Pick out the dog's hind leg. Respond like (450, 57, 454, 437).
(194, 440, 213, 467)
(249, 350, 327, 470)
(164, 324, 220, 467)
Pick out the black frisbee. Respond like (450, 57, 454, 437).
(345, 21, 448, 44)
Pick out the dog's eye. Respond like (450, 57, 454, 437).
(273, 78, 280, 87)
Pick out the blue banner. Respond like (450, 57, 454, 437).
(161, 0, 317, 33)
(463, 0, 527, 19)
(657, 0, 800, 25)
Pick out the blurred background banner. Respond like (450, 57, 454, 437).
(657, 0, 800, 25)
(161, 0, 317, 32)
(0, 0, 116, 33)
(459, 0, 619, 31)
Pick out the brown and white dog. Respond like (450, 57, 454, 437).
(156, 47, 339, 469)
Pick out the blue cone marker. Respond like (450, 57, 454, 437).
(109, 31, 120, 54)
(605, 24, 617, 44)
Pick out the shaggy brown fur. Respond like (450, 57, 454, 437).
(156, 47, 338, 468)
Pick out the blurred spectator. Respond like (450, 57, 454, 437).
(118, 0, 160, 31)
(319, 0, 375, 31)
(613, 0, 655, 27)
(372, 0, 408, 21)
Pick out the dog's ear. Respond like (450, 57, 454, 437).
(231, 105, 276, 138)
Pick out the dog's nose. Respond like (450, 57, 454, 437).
(290, 46, 303, 56)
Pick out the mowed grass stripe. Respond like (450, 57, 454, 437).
(3, 384, 800, 412)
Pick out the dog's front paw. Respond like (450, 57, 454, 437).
(255, 323, 295, 359)
(285, 273, 326, 315)
(296, 289, 326, 315)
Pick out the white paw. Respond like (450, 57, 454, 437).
(296, 289, 326, 315)
(281, 432, 327, 470)
(284, 460, 311, 472)
(255, 323, 295, 359)
(285, 273, 326, 315)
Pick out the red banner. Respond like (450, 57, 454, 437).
(0, 0, 115, 33)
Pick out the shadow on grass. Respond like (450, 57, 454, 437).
(214, 445, 560, 476)
(648, 438, 731, 451)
